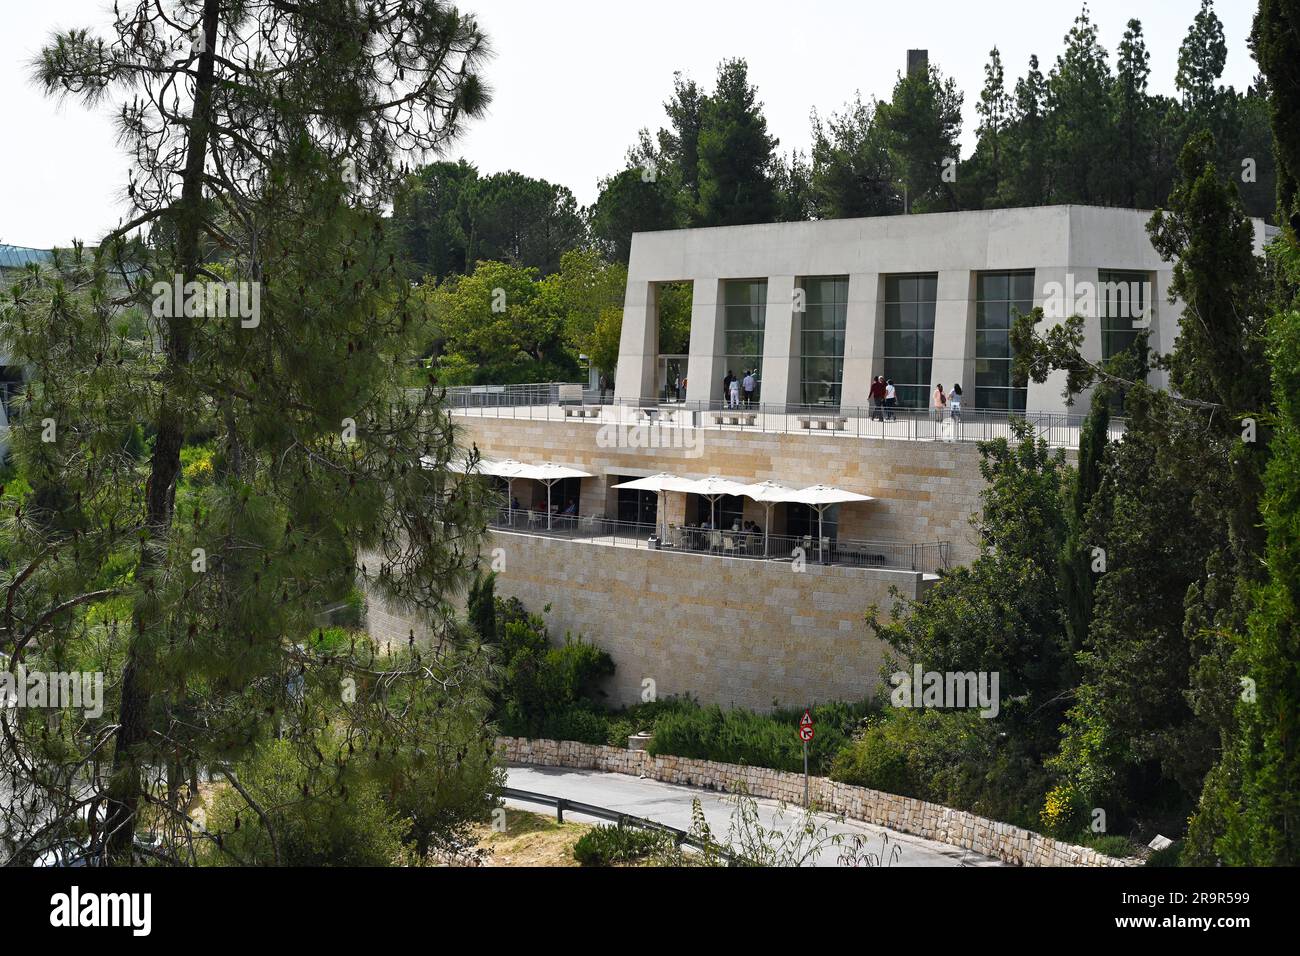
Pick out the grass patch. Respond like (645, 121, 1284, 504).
(471, 809, 592, 867)
(572, 823, 672, 866)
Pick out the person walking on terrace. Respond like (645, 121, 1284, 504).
(949, 383, 962, 422)
(884, 378, 897, 421)
(742, 369, 756, 406)
(932, 383, 947, 434)
(869, 375, 886, 421)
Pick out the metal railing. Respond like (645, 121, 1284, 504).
(488, 509, 949, 573)
(501, 786, 746, 863)
(443, 382, 574, 408)
(447, 386, 1124, 450)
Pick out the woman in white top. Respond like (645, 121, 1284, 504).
(949, 383, 962, 421)
(883, 379, 897, 421)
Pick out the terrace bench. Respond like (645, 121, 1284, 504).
(711, 411, 758, 426)
(563, 405, 602, 418)
(796, 414, 848, 431)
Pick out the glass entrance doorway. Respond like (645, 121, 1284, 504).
(657, 355, 689, 402)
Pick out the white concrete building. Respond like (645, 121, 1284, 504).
(614, 204, 1274, 414)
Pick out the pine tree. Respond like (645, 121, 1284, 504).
(975, 48, 1011, 199)
(1045, 6, 1114, 204)
(1113, 20, 1153, 207)
(877, 61, 964, 213)
(4, 0, 498, 865)
(1252, 0, 1300, 236)
(808, 95, 900, 219)
(695, 59, 779, 226)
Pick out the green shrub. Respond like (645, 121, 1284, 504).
(647, 700, 873, 775)
(829, 722, 913, 794)
(307, 626, 355, 654)
(1040, 783, 1091, 839)
(572, 824, 670, 866)
(495, 607, 615, 739)
(1076, 833, 1139, 858)
(205, 739, 406, 866)
(537, 706, 610, 745)
(602, 696, 699, 747)
(830, 708, 1050, 829)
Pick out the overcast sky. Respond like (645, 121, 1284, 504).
(2, 0, 1262, 249)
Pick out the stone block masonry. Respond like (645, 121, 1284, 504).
(484, 529, 924, 710)
(497, 736, 1143, 868)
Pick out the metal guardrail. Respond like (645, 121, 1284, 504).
(488, 509, 949, 573)
(445, 384, 1126, 450)
(500, 786, 745, 863)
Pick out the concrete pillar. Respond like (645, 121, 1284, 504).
(685, 277, 725, 404)
(1149, 268, 1178, 394)
(614, 280, 658, 403)
(663, 491, 688, 529)
(759, 275, 798, 407)
(1024, 267, 1066, 413)
(1068, 267, 1104, 413)
(931, 270, 975, 406)
(840, 272, 882, 409)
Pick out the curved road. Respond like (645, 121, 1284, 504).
(504, 765, 1003, 867)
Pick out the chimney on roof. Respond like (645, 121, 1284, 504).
(907, 49, 928, 76)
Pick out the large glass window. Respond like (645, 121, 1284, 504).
(1099, 269, 1151, 414)
(882, 274, 938, 409)
(614, 475, 658, 527)
(694, 494, 744, 530)
(975, 271, 1034, 411)
(799, 276, 848, 406)
(723, 280, 767, 400)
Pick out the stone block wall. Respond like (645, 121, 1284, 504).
(483, 529, 926, 710)
(497, 736, 1143, 868)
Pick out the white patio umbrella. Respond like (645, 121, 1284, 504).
(683, 476, 754, 538)
(513, 461, 594, 529)
(736, 480, 798, 556)
(785, 484, 876, 564)
(427, 456, 531, 522)
(610, 473, 699, 541)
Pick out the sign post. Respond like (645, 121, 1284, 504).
(798, 709, 815, 808)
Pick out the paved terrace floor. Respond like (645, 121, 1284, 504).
(450, 402, 1122, 450)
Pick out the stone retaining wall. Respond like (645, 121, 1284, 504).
(498, 736, 1143, 868)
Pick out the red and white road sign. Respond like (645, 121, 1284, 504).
(799, 710, 814, 742)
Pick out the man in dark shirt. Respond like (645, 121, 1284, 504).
(869, 375, 886, 421)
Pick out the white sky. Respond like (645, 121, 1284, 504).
(2, 0, 1261, 249)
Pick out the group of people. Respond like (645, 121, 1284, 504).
(867, 376, 899, 421)
(867, 376, 964, 423)
(722, 369, 758, 408)
(931, 383, 963, 422)
(690, 517, 763, 535)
